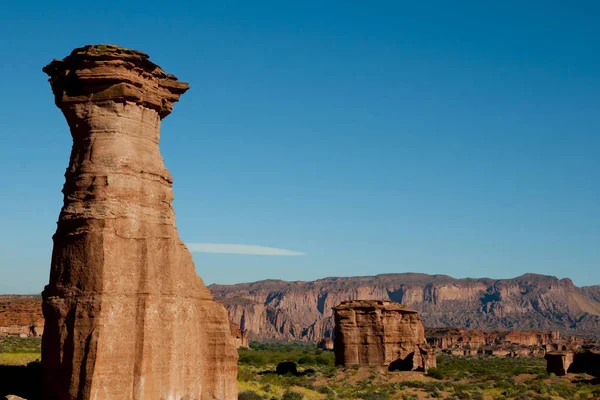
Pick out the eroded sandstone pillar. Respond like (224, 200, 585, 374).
(41, 45, 238, 400)
(333, 300, 436, 371)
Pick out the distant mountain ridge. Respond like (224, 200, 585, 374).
(209, 273, 600, 341)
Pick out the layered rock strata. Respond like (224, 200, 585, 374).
(0, 296, 44, 337)
(41, 44, 237, 400)
(426, 327, 585, 357)
(333, 300, 436, 371)
(211, 273, 600, 341)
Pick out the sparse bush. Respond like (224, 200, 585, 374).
(358, 392, 390, 400)
(237, 366, 255, 382)
(317, 385, 335, 395)
(233, 342, 591, 400)
(238, 391, 263, 400)
(282, 389, 304, 400)
(426, 367, 445, 380)
(401, 394, 418, 400)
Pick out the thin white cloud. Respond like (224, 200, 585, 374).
(187, 243, 306, 256)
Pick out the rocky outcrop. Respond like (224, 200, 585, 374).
(0, 296, 43, 337)
(317, 338, 334, 351)
(333, 300, 435, 371)
(42, 45, 237, 400)
(545, 351, 574, 375)
(210, 273, 600, 341)
(230, 321, 249, 349)
(545, 350, 600, 377)
(425, 328, 588, 357)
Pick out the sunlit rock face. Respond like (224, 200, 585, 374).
(211, 273, 600, 342)
(333, 300, 436, 371)
(42, 44, 238, 400)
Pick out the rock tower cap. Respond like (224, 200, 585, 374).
(43, 44, 189, 118)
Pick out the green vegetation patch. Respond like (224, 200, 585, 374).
(0, 336, 41, 353)
(239, 341, 334, 367)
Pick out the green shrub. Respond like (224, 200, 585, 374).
(358, 392, 390, 400)
(317, 386, 335, 395)
(297, 356, 315, 365)
(401, 394, 418, 400)
(425, 368, 445, 380)
(282, 389, 304, 400)
(238, 391, 263, 400)
(237, 367, 255, 382)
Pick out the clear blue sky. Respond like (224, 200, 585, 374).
(1, 1, 598, 293)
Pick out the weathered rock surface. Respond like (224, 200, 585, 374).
(317, 338, 334, 351)
(425, 327, 589, 357)
(211, 273, 600, 341)
(42, 45, 237, 400)
(545, 351, 574, 376)
(230, 321, 249, 349)
(0, 296, 43, 337)
(333, 300, 436, 371)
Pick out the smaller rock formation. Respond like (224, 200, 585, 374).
(317, 338, 334, 351)
(333, 300, 436, 371)
(276, 362, 299, 376)
(0, 296, 44, 338)
(230, 321, 249, 348)
(545, 351, 575, 376)
(426, 327, 592, 358)
(546, 349, 600, 377)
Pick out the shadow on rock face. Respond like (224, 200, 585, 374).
(388, 352, 416, 372)
(0, 362, 42, 399)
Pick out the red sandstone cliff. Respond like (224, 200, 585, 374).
(210, 273, 600, 341)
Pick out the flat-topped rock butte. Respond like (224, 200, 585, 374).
(42, 44, 237, 400)
(333, 300, 436, 371)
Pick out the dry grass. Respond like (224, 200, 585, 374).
(0, 352, 39, 366)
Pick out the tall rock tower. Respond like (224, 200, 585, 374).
(42, 45, 238, 400)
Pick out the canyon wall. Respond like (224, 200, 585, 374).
(211, 273, 600, 341)
(4, 273, 600, 346)
(0, 296, 43, 337)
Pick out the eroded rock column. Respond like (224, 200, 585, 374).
(42, 44, 238, 400)
(333, 300, 436, 371)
